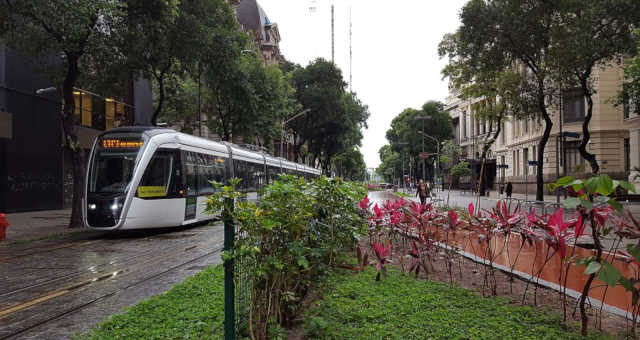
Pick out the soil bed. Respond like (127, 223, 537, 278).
(357, 239, 631, 339)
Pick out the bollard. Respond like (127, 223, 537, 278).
(0, 213, 8, 241)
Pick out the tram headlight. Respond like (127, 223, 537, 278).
(110, 203, 119, 210)
(88, 203, 97, 210)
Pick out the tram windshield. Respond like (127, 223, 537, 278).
(89, 134, 144, 194)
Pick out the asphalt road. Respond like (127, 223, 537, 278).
(0, 222, 224, 340)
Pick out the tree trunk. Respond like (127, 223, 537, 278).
(478, 111, 503, 196)
(537, 81, 553, 202)
(151, 74, 165, 126)
(61, 55, 84, 228)
(578, 78, 599, 174)
(151, 64, 172, 126)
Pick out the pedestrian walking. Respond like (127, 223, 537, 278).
(506, 181, 513, 199)
(416, 179, 429, 205)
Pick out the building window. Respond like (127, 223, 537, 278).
(623, 83, 639, 119)
(462, 111, 466, 138)
(625, 138, 630, 175)
(563, 89, 585, 123)
(564, 141, 584, 173)
(523, 148, 529, 175)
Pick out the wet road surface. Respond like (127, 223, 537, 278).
(0, 222, 224, 339)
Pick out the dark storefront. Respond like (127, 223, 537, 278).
(0, 45, 152, 213)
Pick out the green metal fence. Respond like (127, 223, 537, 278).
(224, 197, 253, 339)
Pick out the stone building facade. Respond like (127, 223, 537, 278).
(445, 63, 639, 194)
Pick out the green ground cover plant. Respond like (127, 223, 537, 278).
(393, 191, 412, 198)
(303, 267, 611, 340)
(76, 266, 225, 340)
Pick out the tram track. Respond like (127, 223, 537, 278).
(0, 244, 223, 340)
(0, 235, 205, 299)
(0, 224, 222, 298)
(0, 232, 222, 313)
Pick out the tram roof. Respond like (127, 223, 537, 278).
(101, 126, 175, 137)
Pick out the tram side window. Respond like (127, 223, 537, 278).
(213, 157, 227, 185)
(137, 150, 175, 198)
(267, 166, 278, 184)
(184, 152, 198, 196)
(198, 154, 215, 195)
(234, 160, 248, 192)
(246, 162, 264, 192)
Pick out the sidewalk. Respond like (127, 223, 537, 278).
(0, 209, 90, 244)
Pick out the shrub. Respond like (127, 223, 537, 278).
(206, 175, 365, 340)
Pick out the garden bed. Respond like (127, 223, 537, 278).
(353, 239, 630, 339)
(300, 266, 611, 339)
(76, 266, 225, 340)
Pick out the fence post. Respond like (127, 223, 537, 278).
(223, 197, 235, 340)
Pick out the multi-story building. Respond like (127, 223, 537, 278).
(0, 45, 152, 213)
(236, 0, 284, 66)
(445, 63, 639, 195)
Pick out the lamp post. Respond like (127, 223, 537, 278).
(418, 130, 441, 192)
(413, 116, 429, 181)
(281, 109, 311, 159)
(397, 142, 409, 191)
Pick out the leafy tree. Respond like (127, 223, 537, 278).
(332, 147, 367, 181)
(308, 92, 368, 173)
(204, 52, 294, 145)
(0, 0, 125, 227)
(377, 145, 400, 183)
(553, 0, 640, 174)
(449, 0, 560, 201)
(125, 0, 242, 125)
(385, 101, 452, 182)
(290, 58, 347, 162)
(618, 31, 640, 117)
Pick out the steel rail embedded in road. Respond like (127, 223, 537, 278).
(0, 244, 224, 340)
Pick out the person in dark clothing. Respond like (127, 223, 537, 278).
(505, 182, 513, 199)
(416, 179, 429, 205)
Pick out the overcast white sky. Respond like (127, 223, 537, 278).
(258, 0, 468, 168)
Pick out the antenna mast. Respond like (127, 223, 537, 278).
(349, 7, 352, 93)
(331, 4, 335, 63)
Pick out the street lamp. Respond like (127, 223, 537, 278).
(413, 116, 429, 181)
(281, 109, 311, 159)
(397, 142, 409, 191)
(417, 130, 441, 191)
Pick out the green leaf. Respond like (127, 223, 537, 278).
(556, 176, 574, 186)
(627, 244, 640, 265)
(619, 277, 635, 291)
(584, 261, 601, 275)
(619, 180, 637, 193)
(297, 256, 309, 269)
(582, 200, 593, 210)
(608, 198, 623, 212)
(584, 177, 598, 194)
(597, 262, 621, 287)
(596, 174, 614, 196)
(562, 197, 583, 209)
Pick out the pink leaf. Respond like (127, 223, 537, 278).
(448, 210, 458, 228)
(374, 204, 383, 219)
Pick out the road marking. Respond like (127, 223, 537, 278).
(0, 290, 69, 318)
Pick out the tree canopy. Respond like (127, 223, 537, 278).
(378, 101, 452, 184)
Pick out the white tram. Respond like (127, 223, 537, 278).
(83, 126, 321, 230)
